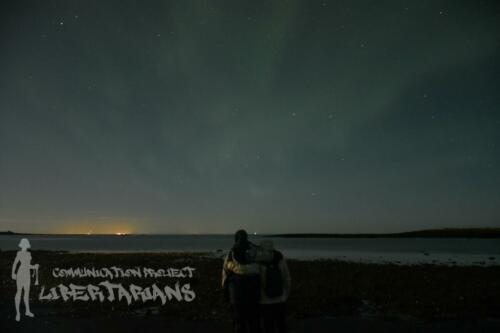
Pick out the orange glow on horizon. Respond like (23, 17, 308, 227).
(55, 219, 137, 235)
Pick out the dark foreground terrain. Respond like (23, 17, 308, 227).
(1, 251, 499, 332)
(3, 315, 500, 333)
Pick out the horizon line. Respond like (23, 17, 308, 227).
(1, 227, 500, 237)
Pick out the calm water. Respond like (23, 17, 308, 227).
(1, 234, 499, 265)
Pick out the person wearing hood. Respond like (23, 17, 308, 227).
(258, 240, 290, 333)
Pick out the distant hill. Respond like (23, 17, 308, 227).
(269, 228, 500, 238)
(0, 231, 16, 235)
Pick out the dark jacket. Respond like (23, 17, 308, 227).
(222, 242, 261, 304)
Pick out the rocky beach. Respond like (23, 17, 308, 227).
(1, 250, 500, 332)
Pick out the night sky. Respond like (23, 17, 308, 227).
(1, 1, 499, 234)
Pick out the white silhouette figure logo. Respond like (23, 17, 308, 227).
(11, 238, 39, 322)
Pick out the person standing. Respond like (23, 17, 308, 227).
(222, 230, 262, 333)
(258, 240, 291, 333)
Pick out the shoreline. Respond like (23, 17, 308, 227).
(2, 234, 499, 267)
(3, 249, 498, 267)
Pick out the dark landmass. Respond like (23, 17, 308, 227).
(1, 251, 499, 328)
(269, 228, 500, 238)
(3, 228, 500, 238)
